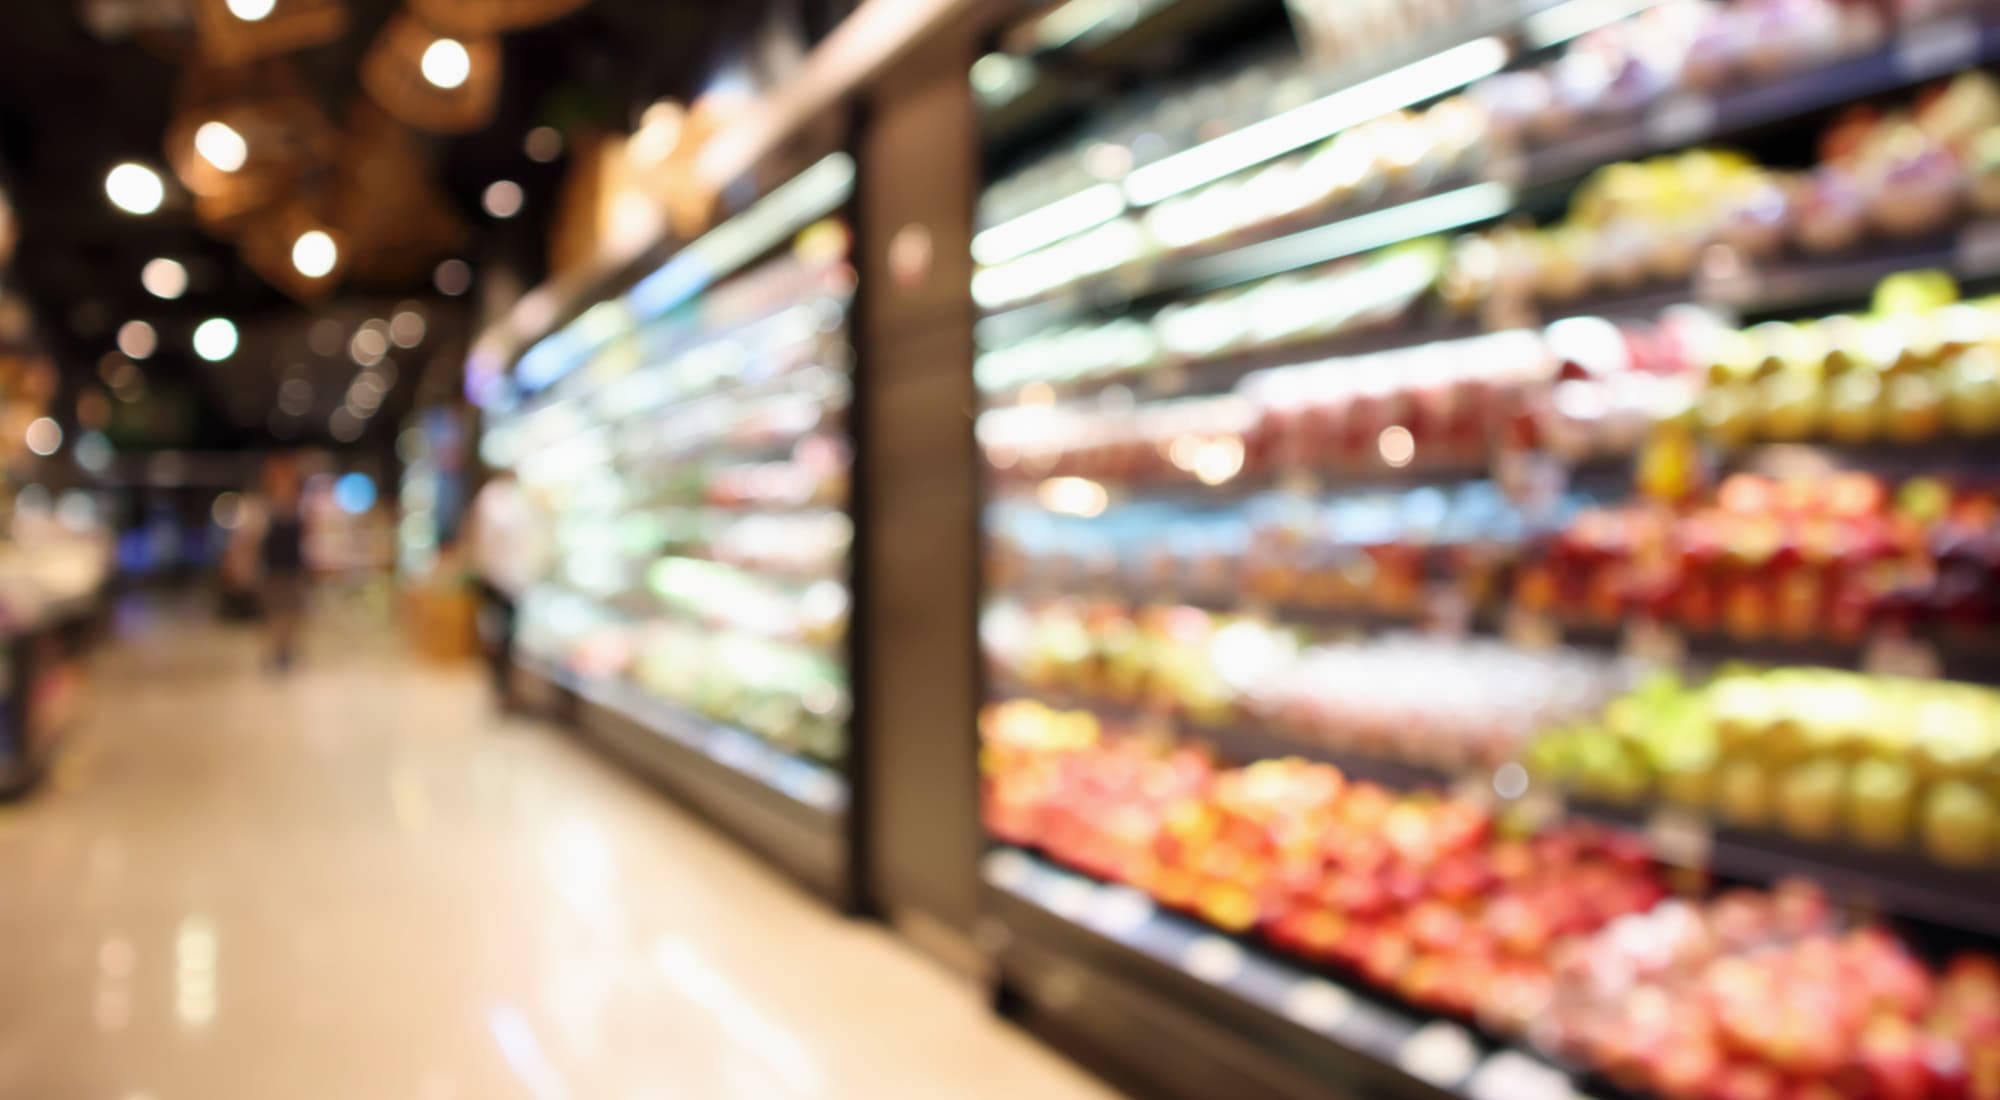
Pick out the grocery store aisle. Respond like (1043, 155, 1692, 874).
(0, 599, 1117, 1100)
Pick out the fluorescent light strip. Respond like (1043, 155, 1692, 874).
(627, 151, 856, 321)
(1521, 0, 1664, 48)
(1122, 36, 1511, 208)
(1178, 181, 1515, 292)
(1031, 0, 1127, 51)
(973, 183, 1127, 266)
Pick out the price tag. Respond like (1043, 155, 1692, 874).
(1645, 807, 1715, 870)
(1469, 1052, 1573, 1100)
(1398, 1021, 1478, 1087)
(1645, 94, 1717, 147)
(1957, 220, 2000, 276)
(1181, 935, 1245, 984)
(1895, 15, 1980, 80)
(1282, 979, 1354, 1033)
(1621, 620, 1686, 667)
(1504, 607, 1560, 650)
(984, 848, 1035, 890)
(1047, 876, 1096, 920)
(1277, 469, 1322, 498)
(1864, 631, 1943, 679)
(1086, 886, 1154, 935)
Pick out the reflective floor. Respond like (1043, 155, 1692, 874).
(0, 596, 1118, 1100)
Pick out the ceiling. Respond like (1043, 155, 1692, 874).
(0, 0, 821, 450)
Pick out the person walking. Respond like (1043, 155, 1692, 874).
(467, 467, 534, 712)
(259, 456, 309, 672)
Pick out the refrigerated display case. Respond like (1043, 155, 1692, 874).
(487, 151, 864, 903)
(972, 1, 2000, 1097)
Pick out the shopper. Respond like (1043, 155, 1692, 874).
(259, 456, 310, 672)
(468, 467, 533, 712)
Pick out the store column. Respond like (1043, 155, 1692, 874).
(854, 36, 984, 971)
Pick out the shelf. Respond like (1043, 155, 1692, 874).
(987, 679, 2000, 937)
(572, 674, 847, 814)
(980, 283, 1690, 407)
(1573, 799, 2000, 940)
(986, 846, 1597, 1100)
(1514, 12, 2000, 191)
(977, 13, 2000, 334)
(562, 673, 855, 906)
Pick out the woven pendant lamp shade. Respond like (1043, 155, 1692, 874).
(190, 0, 348, 65)
(407, 0, 593, 37)
(329, 103, 468, 284)
(165, 58, 335, 241)
(238, 201, 348, 303)
(360, 12, 501, 135)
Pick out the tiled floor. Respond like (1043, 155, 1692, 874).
(0, 597, 1119, 1100)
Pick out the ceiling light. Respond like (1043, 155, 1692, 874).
(421, 38, 471, 90)
(225, 0, 275, 20)
(116, 320, 157, 360)
(482, 180, 523, 219)
(193, 318, 238, 362)
(290, 230, 337, 278)
(350, 327, 387, 366)
(390, 309, 426, 348)
(193, 121, 247, 173)
(973, 183, 1126, 266)
(141, 258, 187, 300)
(105, 163, 164, 215)
(524, 127, 563, 163)
(1122, 36, 1510, 207)
(433, 259, 471, 296)
(25, 417, 62, 457)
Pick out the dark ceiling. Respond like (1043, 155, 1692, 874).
(0, 0, 828, 451)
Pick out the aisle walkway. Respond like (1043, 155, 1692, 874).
(0, 599, 1117, 1100)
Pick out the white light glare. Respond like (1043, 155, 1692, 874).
(972, 183, 1126, 266)
(194, 121, 248, 173)
(1036, 476, 1109, 517)
(25, 417, 62, 457)
(483, 180, 524, 219)
(105, 163, 164, 215)
(142, 258, 188, 300)
(1122, 36, 1510, 206)
(117, 320, 157, 360)
(421, 38, 471, 90)
(225, 0, 275, 20)
(193, 318, 238, 362)
(291, 230, 338, 278)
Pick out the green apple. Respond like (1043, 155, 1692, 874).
(1847, 758, 1916, 849)
(1922, 780, 1997, 867)
(1717, 758, 1772, 828)
(1778, 758, 1846, 840)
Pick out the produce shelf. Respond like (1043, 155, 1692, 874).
(986, 680, 2000, 937)
(977, 13, 2000, 333)
(1513, 12, 2000, 192)
(986, 846, 1602, 1100)
(1573, 799, 2000, 940)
